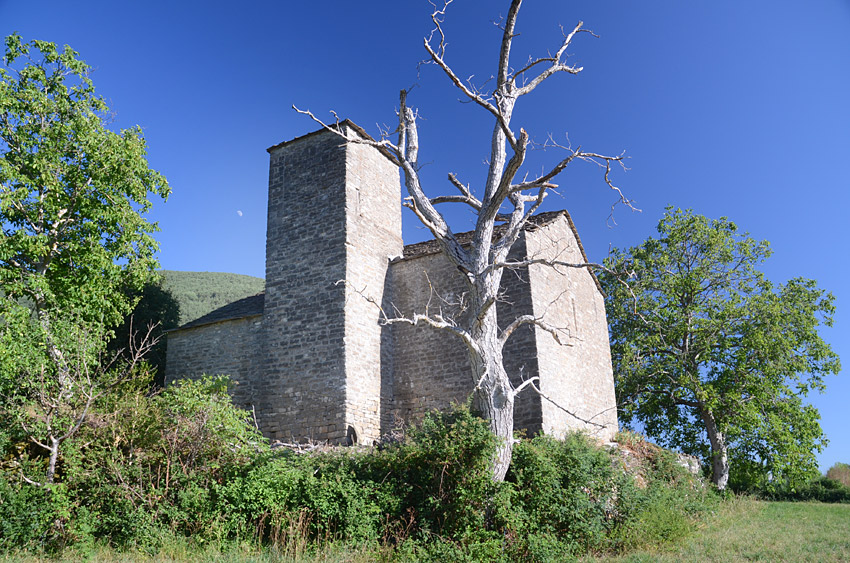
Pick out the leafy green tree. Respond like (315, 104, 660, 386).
(0, 34, 169, 483)
(601, 209, 840, 490)
(0, 33, 168, 329)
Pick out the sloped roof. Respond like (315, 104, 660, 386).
(171, 292, 264, 331)
(266, 119, 397, 164)
(400, 210, 572, 259)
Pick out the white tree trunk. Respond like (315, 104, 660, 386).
(701, 409, 730, 490)
(468, 297, 515, 481)
(296, 1, 629, 483)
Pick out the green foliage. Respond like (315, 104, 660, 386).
(0, 34, 169, 328)
(367, 407, 504, 539)
(218, 406, 501, 547)
(1, 393, 722, 560)
(508, 434, 631, 554)
(160, 270, 264, 325)
(0, 34, 169, 485)
(0, 374, 268, 551)
(601, 208, 840, 488)
(826, 462, 850, 488)
(0, 476, 62, 551)
(757, 476, 850, 504)
(611, 444, 718, 551)
(218, 452, 387, 546)
(108, 275, 181, 384)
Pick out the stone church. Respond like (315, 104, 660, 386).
(165, 121, 618, 445)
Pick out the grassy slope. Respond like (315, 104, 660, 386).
(160, 270, 264, 326)
(594, 499, 850, 562)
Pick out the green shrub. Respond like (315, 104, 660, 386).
(364, 406, 504, 540)
(826, 462, 850, 487)
(218, 451, 386, 545)
(507, 433, 633, 555)
(0, 476, 66, 552)
(606, 436, 719, 553)
(761, 475, 850, 503)
(217, 406, 502, 549)
(1, 392, 724, 559)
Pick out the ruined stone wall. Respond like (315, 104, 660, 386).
(524, 216, 618, 441)
(389, 235, 542, 434)
(164, 316, 264, 410)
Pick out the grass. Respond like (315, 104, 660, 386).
(0, 542, 380, 563)
(3, 500, 848, 562)
(592, 499, 850, 562)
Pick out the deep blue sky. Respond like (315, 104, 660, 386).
(3, 1, 848, 471)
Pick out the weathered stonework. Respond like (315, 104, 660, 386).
(165, 122, 618, 444)
(164, 311, 263, 410)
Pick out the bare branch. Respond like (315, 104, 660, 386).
(512, 376, 540, 396)
(500, 314, 572, 347)
(528, 381, 608, 428)
(397, 92, 472, 271)
(513, 21, 593, 97)
(292, 105, 402, 162)
(337, 280, 480, 355)
(496, 0, 523, 89)
(423, 3, 517, 149)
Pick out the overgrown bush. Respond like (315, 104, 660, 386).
(217, 406, 503, 551)
(507, 433, 633, 556)
(759, 475, 850, 504)
(728, 460, 850, 504)
(612, 445, 718, 551)
(366, 407, 505, 539)
(0, 373, 268, 552)
(1, 388, 722, 560)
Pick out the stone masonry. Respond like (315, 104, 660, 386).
(165, 122, 618, 445)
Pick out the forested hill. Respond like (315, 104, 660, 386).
(160, 270, 265, 326)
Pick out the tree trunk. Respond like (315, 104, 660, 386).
(46, 436, 60, 484)
(470, 352, 514, 481)
(700, 409, 729, 490)
(468, 289, 515, 482)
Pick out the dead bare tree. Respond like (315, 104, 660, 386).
(298, 0, 633, 481)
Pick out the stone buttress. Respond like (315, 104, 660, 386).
(260, 123, 402, 444)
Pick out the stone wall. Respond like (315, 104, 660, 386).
(261, 127, 351, 442)
(524, 215, 618, 441)
(164, 122, 618, 446)
(164, 315, 264, 410)
(388, 234, 543, 434)
(341, 133, 403, 444)
(260, 123, 401, 444)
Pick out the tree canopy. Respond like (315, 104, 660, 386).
(0, 34, 169, 484)
(0, 34, 169, 328)
(601, 209, 840, 490)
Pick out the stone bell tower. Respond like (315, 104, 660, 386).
(259, 122, 402, 444)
